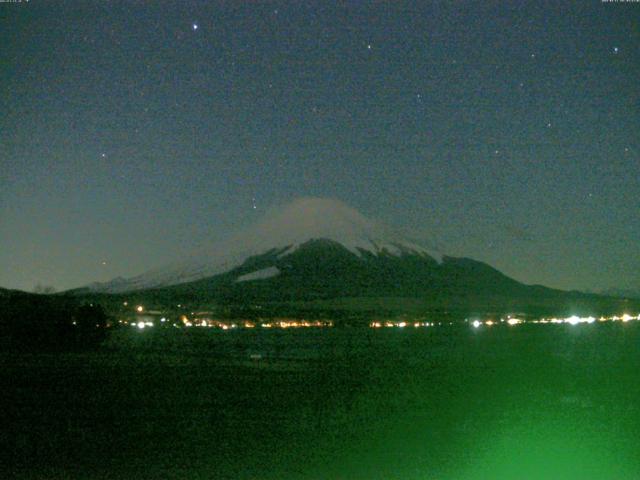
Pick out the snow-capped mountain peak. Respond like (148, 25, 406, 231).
(87, 197, 441, 293)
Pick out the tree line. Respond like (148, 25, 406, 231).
(0, 292, 110, 351)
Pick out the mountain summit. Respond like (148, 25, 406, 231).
(246, 197, 441, 258)
(88, 197, 441, 293)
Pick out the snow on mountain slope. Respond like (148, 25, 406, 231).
(87, 197, 442, 293)
(235, 267, 280, 283)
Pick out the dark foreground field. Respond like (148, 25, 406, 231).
(2, 323, 640, 479)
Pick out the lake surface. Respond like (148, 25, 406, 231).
(2, 322, 640, 479)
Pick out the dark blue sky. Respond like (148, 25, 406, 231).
(1, 1, 638, 292)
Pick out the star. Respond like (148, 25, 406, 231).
(101, 153, 106, 158)
(613, 47, 619, 54)
(367, 44, 372, 50)
(546, 122, 552, 128)
(192, 23, 198, 31)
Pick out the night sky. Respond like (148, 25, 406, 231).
(1, 1, 638, 293)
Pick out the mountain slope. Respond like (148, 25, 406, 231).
(87, 197, 441, 293)
(141, 237, 552, 302)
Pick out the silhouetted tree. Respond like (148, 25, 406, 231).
(1, 296, 110, 351)
(33, 284, 56, 294)
(69, 304, 109, 347)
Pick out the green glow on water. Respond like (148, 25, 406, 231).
(451, 413, 639, 480)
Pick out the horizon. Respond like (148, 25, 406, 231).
(2, 195, 638, 296)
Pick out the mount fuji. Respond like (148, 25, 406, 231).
(87, 197, 444, 294)
(78, 197, 634, 317)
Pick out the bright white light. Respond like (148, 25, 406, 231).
(192, 23, 198, 30)
(136, 305, 143, 313)
(622, 314, 632, 322)
(507, 318, 521, 326)
(137, 321, 145, 329)
(472, 320, 481, 328)
(160, 317, 166, 323)
(398, 322, 406, 328)
(565, 316, 581, 325)
(562, 315, 596, 325)
(485, 320, 495, 326)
